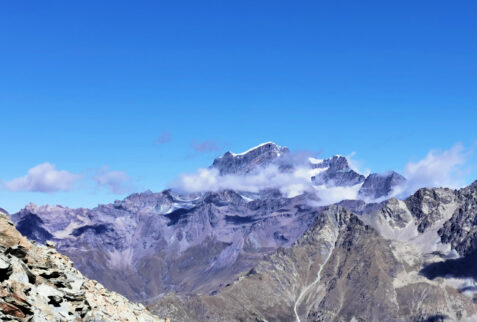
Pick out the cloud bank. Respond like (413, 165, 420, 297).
(172, 143, 472, 205)
(3, 143, 471, 205)
(171, 164, 312, 197)
(170, 161, 367, 206)
(5, 163, 81, 193)
(4, 163, 134, 195)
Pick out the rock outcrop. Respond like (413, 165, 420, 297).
(437, 181, 477, 256)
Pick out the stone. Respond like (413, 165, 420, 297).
(45, 241, 56, 248)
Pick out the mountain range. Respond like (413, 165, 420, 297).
(5, 142, 477, 321)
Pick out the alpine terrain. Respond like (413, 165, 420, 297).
(8, 142, 477, 321)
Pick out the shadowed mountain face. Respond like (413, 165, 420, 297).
(420, 250, 477, 280)
(15, 213, 53, 243)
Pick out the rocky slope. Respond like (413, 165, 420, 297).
(11, 143, 406, 302)
(0, 210, 163, 321)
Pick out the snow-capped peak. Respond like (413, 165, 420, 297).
(230, 142, 282, 157)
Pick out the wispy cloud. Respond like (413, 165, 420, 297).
(398, 143, 469, 196)
(192, 140, 220, 153)
(346, 152, 371, 177)
(173, 143, 473, 205)
(155, 131, 172, 144)
(170, 164, 312, 197)
(94, 167, 132, 194)
(170, 159, 366, 206)
(5, 163, 81, 193)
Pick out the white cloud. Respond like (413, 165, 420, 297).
(170, 159, 361, 205)
(346, 152, 371, 177)
(5, 162, 81, 193)
(94, 168, 132, 194)
(172, 143, 472, 205)
(311, 184, 362, 206)
(171, 164, 314, 197)
(398, 144, 468, 196)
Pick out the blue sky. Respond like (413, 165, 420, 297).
(1, 1, 476, 212)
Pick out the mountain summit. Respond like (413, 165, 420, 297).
(211, 142, 290, 175)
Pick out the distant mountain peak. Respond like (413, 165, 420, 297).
(358, 171, 406, 200)
(228, 142, 283, 156)
(311, 155, 365, 187)
(212, 142, 290, 175)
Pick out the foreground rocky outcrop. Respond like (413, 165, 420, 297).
(0, 210, 163, 321)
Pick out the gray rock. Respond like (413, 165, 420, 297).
(45, 241, 55, 248)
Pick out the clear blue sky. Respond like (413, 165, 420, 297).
(1, 1, 476, 212)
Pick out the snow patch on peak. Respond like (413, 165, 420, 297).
(230, 142, 282, 157)
(308, 157, 324, 165)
